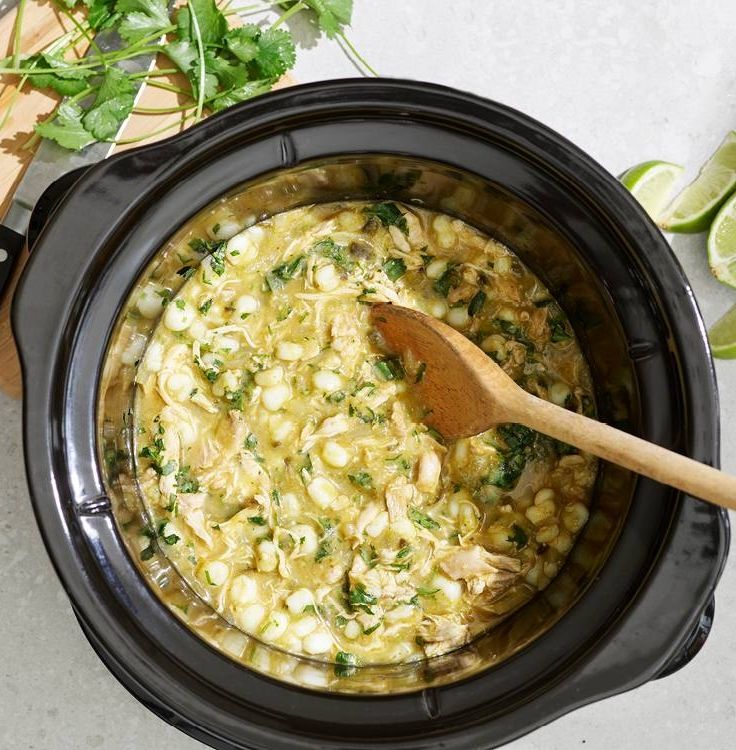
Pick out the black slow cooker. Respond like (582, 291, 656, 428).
(13, 80, 729, 749)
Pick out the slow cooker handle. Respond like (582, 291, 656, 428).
(656, 596, 716, 679)
(27, 165, 94, 252)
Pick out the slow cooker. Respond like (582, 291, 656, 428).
(12, 79, 729, 749)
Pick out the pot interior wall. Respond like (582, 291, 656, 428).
(99, 155, 636, 693)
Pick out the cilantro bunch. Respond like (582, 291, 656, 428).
(1, 0, 370, 151)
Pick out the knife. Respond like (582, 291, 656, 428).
(0, 19, 162, 302)
(0, 0, 19, 18)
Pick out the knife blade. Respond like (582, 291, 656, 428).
(0, 22, 161, 300)
(0, 0, 20, 19)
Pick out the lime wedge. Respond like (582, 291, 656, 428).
(707, 190, 736, 289)
(659, 131, 736, 233)
(619, 161, 684, 220)
(708, 304, 736, 358)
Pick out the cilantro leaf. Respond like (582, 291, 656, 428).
(82, 67, 135, 140)
(313, 238, 354, 271)
(254, 27, 296, 78)
(374, 357, 404, 381)
(224, 25, 260, 63)
(292, 0, 353, 38)
(34, 101, 96, 151)
(265, 254, 305, 291)
(364, 202, 408, 234)
(483, 424, 537, 490)
(334, 650, 357, 677)
(22, 53, 93, 96)
(163, 39, 198, 77)
(433, 263, 461, 297)
(210, 79, 274, 111)
(549, 316, 572, 343)
(507, 524, 528, 549)
(224, 23, 295, 79)
(116, 0, 170, 43)
(408, 506, 440, 530)
(88, 0, 120, 30)
(175, 466, 200, 493)
(176, 0, 227, 46)
(204, 51, 250, 90)
(382, 257, 407, 282)
(348, 584, 377, 613)
(157, 520, 180, 545)
(348, 471, 373, 489)
(468, 290, 487, 317)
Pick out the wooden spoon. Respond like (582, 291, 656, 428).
(370, 303, 736, 512)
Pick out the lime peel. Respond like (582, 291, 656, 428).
(619, 160, 684, 220)
(707, 190, 736, 290)
(708, 303, 736, 359)
(659, 131, 736, 233)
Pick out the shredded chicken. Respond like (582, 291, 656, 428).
(418, 616, 469, 657)
(178, 493, 212, 546)
(440, 546, 522, 598)
(384, 477, 416, 523)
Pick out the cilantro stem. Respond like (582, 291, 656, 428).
(114, 25, 176, 51)
(134, 103, 195, 115)
(113, 111, 196, 144)
(130, 69, 180, 79)
(56, 6, 108, 65)
(143, 79, 194, 97)
(11, 0, 27, 70)
(271, 0, 306, 29)
(0, 0, 29, 130)
(0, 25, 74, 68)
(188, 2, 207, 122)
(0, 44, 166, 76)
(337, 31, 377, 77)
(1, 23, 81, 132)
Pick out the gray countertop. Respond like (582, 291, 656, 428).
(1, 1, 735, 748)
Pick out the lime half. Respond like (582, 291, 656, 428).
(619, 161, 684, 220)
(659, 131, 736, 233)
(708, 304, 736, 359)
(707, 190, 736, 289)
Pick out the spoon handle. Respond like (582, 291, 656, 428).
(513, 392, 736, 511)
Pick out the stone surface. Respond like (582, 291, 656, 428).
(2, 1, 735, 747)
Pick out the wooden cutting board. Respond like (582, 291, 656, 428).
(0, 4, 294, 398)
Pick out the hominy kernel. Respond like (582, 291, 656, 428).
(365, 511, 389, 538)
(276, 341, 304, 361)
(238, 603, 266, 633)
(285, 588, 313, 614)
(256, 540, 279, 572)
(322, 440, 349, 468)
(230, 575, 258, 605)
(290, 524, 318, 555)
(255, 366, 284, 387)
(314, 263, 340, 291)
(261, 383, 290, 411)
(164, 301, 194, 331)
(261, 610, 289, 642)
(446, 306, 469, 328)
(303, 629, 332, 654)
(426, 259, 448, 279)
(235, 294, 260, 316)
(307, 477, 338, 509)
(313, 369, 342, 392)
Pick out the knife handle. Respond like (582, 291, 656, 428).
(0, 224, 26, 303)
